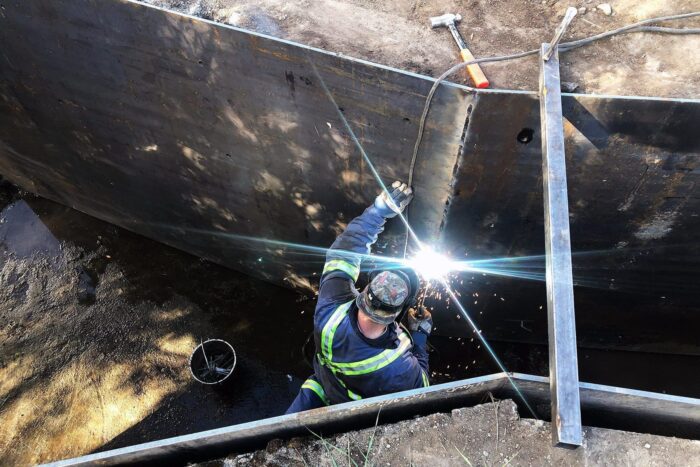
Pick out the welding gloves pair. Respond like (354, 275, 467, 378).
(374, 181, 413, 218)
(407, 306, 433, 336)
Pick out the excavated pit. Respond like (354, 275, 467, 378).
(0, 0, 699, 464)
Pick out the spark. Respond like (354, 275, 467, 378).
(438, 277, 538, 418)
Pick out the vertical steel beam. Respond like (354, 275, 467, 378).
(539, 43, 583, 447)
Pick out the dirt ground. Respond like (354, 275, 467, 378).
(0, 182, 318, 466)
(208, 400, 700, 466)
(145, 0, 700, 98)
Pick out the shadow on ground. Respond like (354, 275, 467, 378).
(0, 181, 314, 465)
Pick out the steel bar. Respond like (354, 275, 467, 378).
(47, 373, 700, 466)
(539, 43, 583, 447)
(543, 7, 578, 61)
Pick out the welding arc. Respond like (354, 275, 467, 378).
(140, 221, 698, 294)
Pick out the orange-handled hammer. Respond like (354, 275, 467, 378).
(430, 13, 489, 89)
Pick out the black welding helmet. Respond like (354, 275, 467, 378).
(357, 268, 420, 325)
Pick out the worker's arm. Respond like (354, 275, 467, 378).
(315, 204, 388, 311)
(316, 182, 413, 311)
(374, 322, 432, 394)
(408, 306, 432, 380)
(410, 330, 430, 373)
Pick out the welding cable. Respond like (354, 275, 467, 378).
(558, 11, 700, 52)
(403, 11, 700, 255)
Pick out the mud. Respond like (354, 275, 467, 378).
(208, 400, 700, 466)
(144, 0, 700, 98)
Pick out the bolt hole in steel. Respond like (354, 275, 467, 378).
(517, 127, 534, 144)
(189, 339, 237, 385)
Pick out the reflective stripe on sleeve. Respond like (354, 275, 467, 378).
(421, 370, 430, 387)
(301, 378, 329, 405)
(346, 388, 362, 400)
(322, 259, 360, 282)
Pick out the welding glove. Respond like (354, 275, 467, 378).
(407, 306, 433, 336)
(374, 181, 413, 218)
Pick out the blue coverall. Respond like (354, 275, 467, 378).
(286, 203, 430, 414)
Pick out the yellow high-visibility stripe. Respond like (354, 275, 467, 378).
(321, 301, 352, 361)
(322, 259, 360, 281)
(328, 332, 412, 375)
(301, 378, 329, 405)
(318, 301, 415, 401)
(335, 335, 412, 376)
(347, 388, 362, 400)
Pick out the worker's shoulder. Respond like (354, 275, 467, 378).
(317, 274, 357, 298)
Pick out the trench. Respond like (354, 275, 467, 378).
(1, 1, 699, 464)
(1, 180, 697, 464)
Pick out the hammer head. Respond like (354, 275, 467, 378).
(430, 13, 462, 28)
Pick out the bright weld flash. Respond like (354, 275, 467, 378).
(408, 248, 454, 280)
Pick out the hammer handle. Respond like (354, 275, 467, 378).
(459, 48, 490, 89)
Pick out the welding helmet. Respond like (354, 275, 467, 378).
(357, 269, 420, 325)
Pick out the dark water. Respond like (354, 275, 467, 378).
(1, 181, 697, 456)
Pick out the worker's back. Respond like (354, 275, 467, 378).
(312, 291, 428, 404)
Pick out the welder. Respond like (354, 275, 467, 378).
(286, 181, 433, 413)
